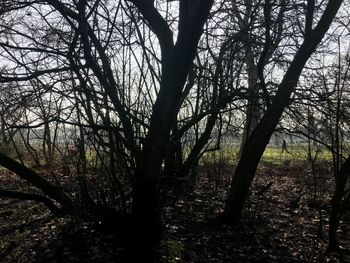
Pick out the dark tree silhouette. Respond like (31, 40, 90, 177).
(223, 0, 344, 224)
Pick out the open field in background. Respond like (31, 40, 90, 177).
(200, 143, 334, 167)
(261, 144, 333, 165)
(1, 141, 335, 169)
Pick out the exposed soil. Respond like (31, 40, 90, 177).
(0, 164, 349, 262)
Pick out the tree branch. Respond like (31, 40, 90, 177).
(0, 66, 85, 83)
(128, 0, 174, 53)
(0, 153, 73, 212)
(0, 188, 63, 215)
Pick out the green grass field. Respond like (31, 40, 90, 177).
(261, 144, 333, 165)
(200, 143, 333, 166)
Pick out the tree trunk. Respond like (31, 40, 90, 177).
(328, 156, 350, 251)
(223, 0, 343, 224)
(0, 114, 10, 155)
(223, 115, 274, 223)
(125, 1, 213, 256)
(128, 170, 161, 262)
(239, 50, 260, 157)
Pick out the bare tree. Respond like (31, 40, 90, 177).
(0, 0, 348, 260)
(0, 0, 215, 260)
(222, 0, 345, 224)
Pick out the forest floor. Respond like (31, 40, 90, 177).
(0, 162, 350, 262)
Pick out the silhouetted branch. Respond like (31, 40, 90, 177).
(0, 188, 63, 215)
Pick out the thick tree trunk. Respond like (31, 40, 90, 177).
(126, 2, 213, 258)
(125, 53, 194, 261)
(223, 114, 275, 223)
(328, 156, 350, 251)
(128, 171, 161, 262)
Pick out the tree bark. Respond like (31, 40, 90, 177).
(328, 156, 350, 251)
(128, 168, 161, 262)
